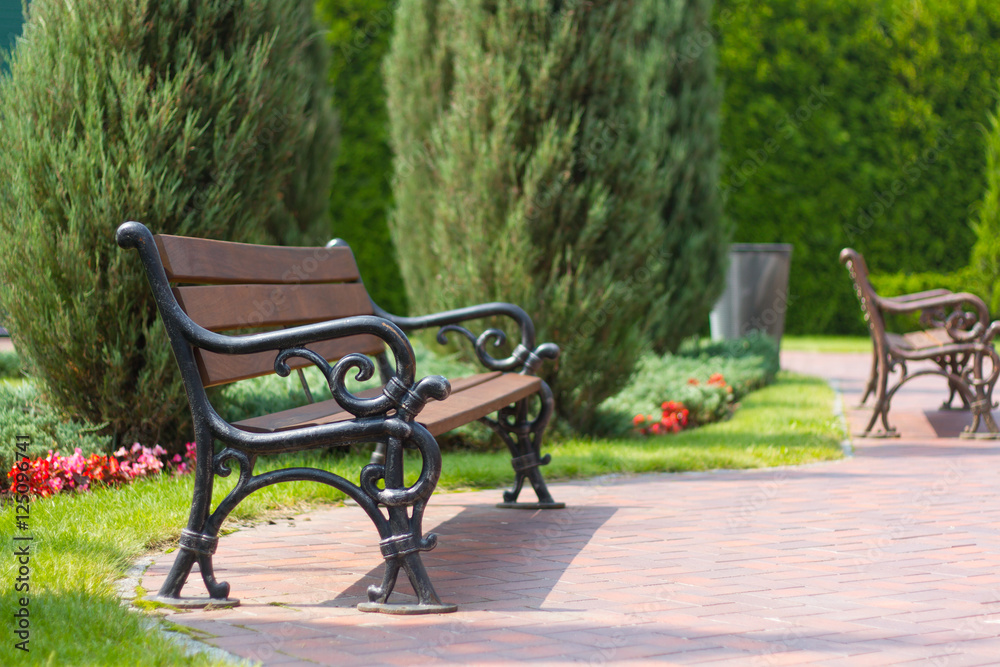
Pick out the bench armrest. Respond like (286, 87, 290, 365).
(374, 302, 559, 375)
(876, 291, 990, 342)
(884, 288, 953, 303)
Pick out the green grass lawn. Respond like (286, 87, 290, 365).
(0, 371, 843, 665)
(782, 335, 872, 354)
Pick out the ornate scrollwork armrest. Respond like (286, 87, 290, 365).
(435, 325, 559, 374)
(944, 310, 985, 343)
(374, 302, 559, 376)
(274, 347, 450, 421)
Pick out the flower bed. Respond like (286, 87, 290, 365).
(6, 442, 195, 498)
(631, 373, 734, 436)
(596, 332, 779, 437)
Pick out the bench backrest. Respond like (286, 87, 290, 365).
(840, 247, 888, 343)
(154, 234, 384, 387)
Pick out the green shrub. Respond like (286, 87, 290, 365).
(596, 332, 780, 436)
(0, 382, 111, 476)
(385, 0, 726, 429)
(971, 93, 1000, 315)
(716, 0, 1000, 334)
(0, 350, 20, 379)
(317, 0, 408, 314)
(0, 0, 337, 448)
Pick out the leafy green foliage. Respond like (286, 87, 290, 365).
(317, 0, 408, 314)
(0, 0, 337, 447)
(0, 381, 110, 475)
(971, 95, 1000, 315)
(596, 332, 780, 436)
(385, 0, 726, 429)
(0, 350, 20, 379)
(716, 0, 1000, 334)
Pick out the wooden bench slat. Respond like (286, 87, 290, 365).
(174, 283, 374, 331)
(231, 372, 538, 437)
(155, 234, 362, 285)
(419, 373, 542, 436)
(896, 328, 955, 352)
(233, 386, 385, 432)
(196, 335, 386, 387)
(232, 372, 503, 432)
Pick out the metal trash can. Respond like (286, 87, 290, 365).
(709, 243, 793, 347)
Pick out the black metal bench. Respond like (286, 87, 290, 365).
(116, 221, 562, 614)
(840, 247, 1000, 438)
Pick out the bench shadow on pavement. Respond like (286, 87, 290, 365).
(317, 504, 618, 609)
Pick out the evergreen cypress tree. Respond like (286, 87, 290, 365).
(0, 0, 337, 446)
(385, 0, 726, 428)
(646, 0, 727, 352)
(317, 0, 408, 314)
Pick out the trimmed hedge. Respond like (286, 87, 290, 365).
(716, 0, 1000, 334)
(971, 94, 1000, 316)
(317, 0, 408, 314)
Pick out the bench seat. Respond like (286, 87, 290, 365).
(886, 328, 955, 353)
(234, 371, 541, 436)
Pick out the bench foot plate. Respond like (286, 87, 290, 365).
(496, 501, 566, 510)
(357, 602, 458, 615)
(853, 430, 899, 439)
(148, 595, 240, 609)
(959, 431, 1000, 440)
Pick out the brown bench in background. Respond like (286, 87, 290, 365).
(840, 248, 1000, 438)
(117, 221, 562, 615)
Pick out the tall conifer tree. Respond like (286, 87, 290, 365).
(0, 0, 337, 445)
(386, 0, 726, 427)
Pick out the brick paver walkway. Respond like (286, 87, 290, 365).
(140, 352, 1000, 665)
